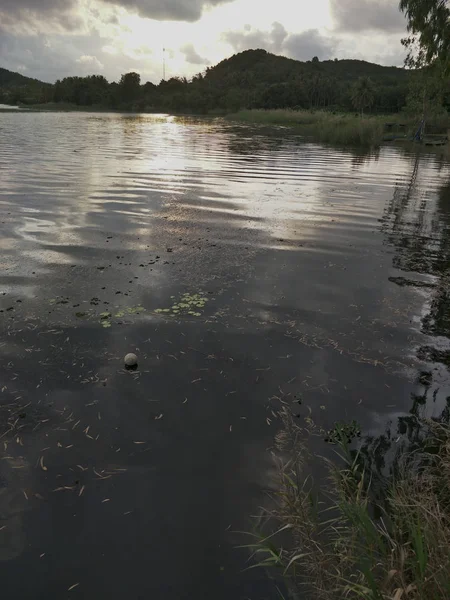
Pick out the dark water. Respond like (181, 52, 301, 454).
(1, 112, 450, 599)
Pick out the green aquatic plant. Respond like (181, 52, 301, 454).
(155, 292, 209, 317)
(48, 299, 146, 328)
(114, 306, 145, 318)
(324, 420, 361, 445)
(100, 305, 145, 327)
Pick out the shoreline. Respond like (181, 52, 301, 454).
(3, 104, 449, 149)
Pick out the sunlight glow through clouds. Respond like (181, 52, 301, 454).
(113, 0, 332, 53)
(100, 0, 332, 78)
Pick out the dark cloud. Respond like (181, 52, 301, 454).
(0, 0, 236, 31)
(330, 0, 407, 33)
(100, 0, 234, 22)
(180, 43, 210, 65)
(0, 0, 82, 31)
(223, 22, 335, 61)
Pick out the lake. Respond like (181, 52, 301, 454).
(1, 112, 450, 599)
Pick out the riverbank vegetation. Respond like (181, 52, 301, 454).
(227, 107, 450, 145)
(226, 110, 386, 145)
(250, 408, 450, 599)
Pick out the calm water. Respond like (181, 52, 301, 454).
(1, 112, 450, 599)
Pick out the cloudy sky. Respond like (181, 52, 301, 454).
(0, 0, 409, 83)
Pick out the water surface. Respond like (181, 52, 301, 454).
(1, 112, 450, 599)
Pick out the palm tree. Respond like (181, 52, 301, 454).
(351, 77, 375, 116)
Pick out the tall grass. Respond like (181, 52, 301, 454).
(227, 109, 389, 145)
(248, 408, 450, 599)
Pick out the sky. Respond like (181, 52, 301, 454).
(0, 0, 409, 84)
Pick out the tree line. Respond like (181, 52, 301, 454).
(0, 52, 414, 114)
(1, 49, 449, 117)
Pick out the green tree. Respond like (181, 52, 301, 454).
(400, 0, 450, 138)
(399, 0, 450, 70)
(351, 76, 375, 116)
(404, 65, 447, 138)
(118, 72, 141, 104)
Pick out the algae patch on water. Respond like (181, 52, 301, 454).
(155, 292, 209, 317)
(101, 305, 146, 327)
(46, 298, 146, 329)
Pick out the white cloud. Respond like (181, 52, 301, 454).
(75, 54, 104, 69)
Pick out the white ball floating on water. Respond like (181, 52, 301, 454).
(124, 353, 138, 368)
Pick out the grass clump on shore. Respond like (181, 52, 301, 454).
(248, 408, 450, 600)
(227, 109, 390, 145)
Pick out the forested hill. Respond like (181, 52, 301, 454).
(206, 50, 407, 84)
(0, 49, 412, 113)
(0, 67, 46, 88)
(196, 49, 410, 112)
(0, 67, 52, 105)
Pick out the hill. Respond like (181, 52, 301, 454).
(0, 67, 52, 105)
(183, 49, 411, 113)
(205, 50, 408, 85)
(0, 49, 413, 113)
(0, 67, 45, 88)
